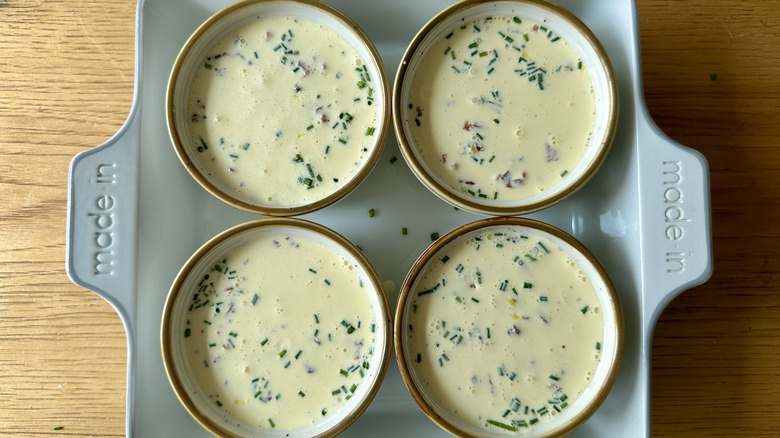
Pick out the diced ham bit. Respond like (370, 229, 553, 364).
(264, 31, 273, 40)
(463, 121, 482, 131)
(545, 143, 560, 162)
(497, 170, 526, 188)
(296, 60, 310, 76)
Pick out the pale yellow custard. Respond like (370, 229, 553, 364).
(186, 15, 379, 206)
(182, 232, 378, 431)
(405, 15, 596, 203)
(406, 225, 604, 433)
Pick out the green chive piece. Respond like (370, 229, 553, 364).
(402, 227, 408, 235)
(299, 391, 306, 397)
(581, 305, 589, 314)
(53, 427, 64, 431)
(184, 328, 191, 338)
(216, 400, 223, 407)
(549, 374, 560, 381)
(513, 16, 522, 24)
(268, 418, 276, 428)
(390, 156, 398, 164)
(431, 232, 439, 241)
(366, 127, 375, 136)
(369, 208, 376, 218)
(279, 349, 287, 358)
(252, 294, 259, 305)
(340, 369, 349, 377)
(487, 420, 516, 431)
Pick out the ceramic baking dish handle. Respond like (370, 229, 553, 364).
(65, 114, 140, 335)
(636, 112, 714, 328)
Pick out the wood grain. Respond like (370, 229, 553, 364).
(639, 0, 780, 436)
(1, 0, 778, 436)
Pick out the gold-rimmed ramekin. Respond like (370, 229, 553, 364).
(168, 0, 390, 216)
(393, 0, 618, 216)
(395, 217, 623, 437)
(162, 218, 391, 437)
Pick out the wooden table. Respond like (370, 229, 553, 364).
(1, 0, 778, 436)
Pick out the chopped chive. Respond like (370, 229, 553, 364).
(53, 426, 64, 431)
(390, 156, 398, 164)
(324, 279, 331, 286)
(523, 33, 529, 42)
(431, 232, 439, 241)
(341, 320, 356, 334)
(279, 349, 287, 358)
(513, 16, 522, 24)
(314, 314, 320, 324)
(365, 127, 375, 136)
(215, 400, 223, 407)
(251, 294, 259, 305)
(295, 350, 302, 359)
(540, 296, 548, 302)
(561, 170, 569, 177)
(340, 369, 349, 377)
(369, 208, 376, 218)
(229, 331, 238, 338)
(549, 374, 560, 381)
(596, 341, 602, 351)
(402, 227, 408, 235)
(298, 391, 306, 397)
(261, 337, 268, 346)
(581, 305, 589, 314)
(306, 124, 314, 131)
(493, 118, 500, 124)
(446, 31, 454, 39)
(184, 328, 191, 338)
(441, 255, 450, 264)
(268, 418, 276, 428)
(487, 420, 516, 432)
